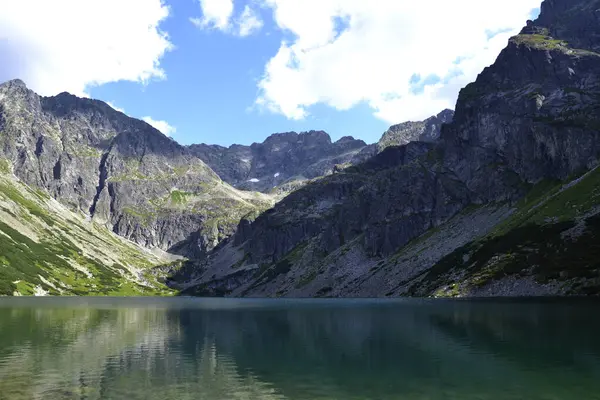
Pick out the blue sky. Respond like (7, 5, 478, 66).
(0, 0, 541, 147)
(88, 1, 388, 146)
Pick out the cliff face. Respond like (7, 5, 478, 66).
(0, 78, 451, 290)
(188, 131, 371, 192)
(188, 110, 453, 194)
(378, 109, 454, 151)
(2, 0, 600, 298)
(0, 160, 173, 296)
(443, 1, 600, 195)
(176, 0, 600, 298)
(0, 81, 272, 258)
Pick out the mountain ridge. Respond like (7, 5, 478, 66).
(173, 0, 600, 298)
(189, 112, 454, 192)
(0, 79, 276, 294)
(1, 76, 443, 295)
(2, 0, 600, 297)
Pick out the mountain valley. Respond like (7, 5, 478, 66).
(1, 0, 599, 297)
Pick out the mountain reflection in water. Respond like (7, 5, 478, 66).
(0, 298, 599, 400)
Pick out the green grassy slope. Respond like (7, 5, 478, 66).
(0, 160, 175, 296)
(413, 167, 600, 297)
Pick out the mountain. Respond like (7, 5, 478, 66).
(0, 80, 277, 294)
(0, 167, 172, 296)
(0, 80, 274, 257)
(377, 109, 454, 151)
(2, 0, 599, 298)
(188, 131, 373, 192)
(188, 111, 454, 193)
(175, 0, 600, 298)
(0, 79, 449, 295)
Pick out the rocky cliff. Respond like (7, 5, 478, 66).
(188, 111, 452, 194)
(0, 164, 173, 296)
(377, 109, 454, 151)
(0, 81, 273, 260)
(188, 131, 372, 192)
(0, 80, 450, 295)
(176, 0, 600, 298)
(2, 0, 599, 298)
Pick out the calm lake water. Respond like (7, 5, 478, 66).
(0, 298, 599, 400)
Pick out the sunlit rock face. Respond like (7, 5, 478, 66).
(188, 111, 454, 194)
(0, 81, 273, 259)
(378, 109, 454, 151)
(188, 130, 372, 192)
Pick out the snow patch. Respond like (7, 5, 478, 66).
(274, 172, 280, 178)
(248, 178, 260, 183)
(241, 158, 250, 163)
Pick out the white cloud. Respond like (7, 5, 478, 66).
(100, 102, 176, 137)
(142, 116, 176, 137)
(191, 1, 263, 37)
(238, 5, 264, 37)
(256, 0, 541, 124)
(193, 0, 234, 31)
(0, 0, 173, 97)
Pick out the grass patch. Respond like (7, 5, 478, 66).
(245, 242, 309, 293)
(170, 190, 192, 205)
(0, 178, 172, 296)
(0, 159, 11, 174)
(296, 268, 319, 289)
(416, 218, 600, 296)
(414, 169, 600, 297)
(0, 181, 56, 226)
(122, 207, 156, 226)
(512, 34, 567, 50)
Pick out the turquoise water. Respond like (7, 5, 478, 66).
(0, 297, 599, 399)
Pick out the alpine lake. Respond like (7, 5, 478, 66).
(1, 297, 599, 400)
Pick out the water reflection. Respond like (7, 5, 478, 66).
(0, 298, 599, 400)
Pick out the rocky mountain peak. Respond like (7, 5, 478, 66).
(261, 130, 333, 147)
(435, 109, 455, 123)
(0, 78, 27, 90)
(377, 109, 455, 151)
(335, 136, 360, 144)
(0, 81, 274, 260)
(175, 0, 600, 298)
(190, 130, 370, 192)
(0, 78, 39, 110)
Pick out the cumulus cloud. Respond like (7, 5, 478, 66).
(0, 0, 173, 97)
(191, 0, 263, 37)
(103, 102, 175, 137)
(256, 0, 541, 124)
(191, 0, 235, 31)
(238, 5, 264, 37)
(142, 116, 176, 137)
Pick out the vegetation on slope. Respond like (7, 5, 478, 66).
(413, 167, 600, 297)
(0, 167, 173, 296)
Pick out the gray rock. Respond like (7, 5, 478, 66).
(188, 131, 369, 192)
(378, 109, 454, 151)
(188, 114, 450, 193)
(0, 82, 270, 258)
(182, 0, 600, 297)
